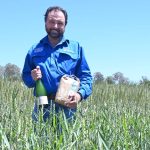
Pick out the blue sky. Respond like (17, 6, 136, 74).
(0, 0, 150, 82)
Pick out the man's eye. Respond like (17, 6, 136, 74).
(49, 20, 55, 24)
(48, 20, 64, 26)
(58, 22, 63, 26)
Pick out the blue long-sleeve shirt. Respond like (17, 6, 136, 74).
(22, 35, 93, 100)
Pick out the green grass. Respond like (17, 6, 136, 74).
(0, 79, 150, 149)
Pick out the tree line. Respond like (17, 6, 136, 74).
(0, 63, 150, 85)
(0, 63, 21, 81)
(94, 72, 150, 85)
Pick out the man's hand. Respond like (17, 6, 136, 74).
(65, 91, 82, 108)
(31, 66, 42, 81)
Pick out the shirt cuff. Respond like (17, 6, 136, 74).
(77, 89, 85, 101)
(77, 92, 83, 101)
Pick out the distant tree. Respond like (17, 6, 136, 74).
(113, 72, 129, 84)
(0, 65, 4, 78)
(93, 72, 104, 83)
(139, 76, 150, 85)
(105, 76, 115, 84)
(4, 63, 21, 80)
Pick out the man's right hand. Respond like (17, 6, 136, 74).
(31, 66, 42, 81)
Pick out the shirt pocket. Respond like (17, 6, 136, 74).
(31, 51, 48, 66)
(56, 51, 78, 75)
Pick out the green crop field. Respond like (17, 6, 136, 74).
(0, 79, 150, 150)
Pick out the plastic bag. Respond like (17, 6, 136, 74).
(55, 75, 80, 106)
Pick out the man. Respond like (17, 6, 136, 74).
(22, 6, 93, 122)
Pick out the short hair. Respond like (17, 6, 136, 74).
(44, 6, 68, 25)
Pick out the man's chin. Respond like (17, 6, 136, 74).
(48, 33, 63, 39)
(50, 30, 59, 37)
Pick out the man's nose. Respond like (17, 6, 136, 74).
(53, 23, 58, 28)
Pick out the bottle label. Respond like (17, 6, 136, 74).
(37, 96, 48, 105)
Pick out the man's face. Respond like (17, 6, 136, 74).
(45, 10, 66, 39)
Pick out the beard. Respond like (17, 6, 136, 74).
(46, 27, 64, 39)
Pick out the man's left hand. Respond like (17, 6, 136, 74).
(65, 92, 82, 108)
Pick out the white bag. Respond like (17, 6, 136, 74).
(55, 75, 80, 106)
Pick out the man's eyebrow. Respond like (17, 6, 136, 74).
(48, 17, 63, 20)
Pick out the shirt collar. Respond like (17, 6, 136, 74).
(40, 35, 68, 46)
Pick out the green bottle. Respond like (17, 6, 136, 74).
(35, 76, 48, 105)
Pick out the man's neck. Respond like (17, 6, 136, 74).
(48, 36, 60, 48)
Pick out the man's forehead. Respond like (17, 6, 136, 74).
(48, 10, 65, 19)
